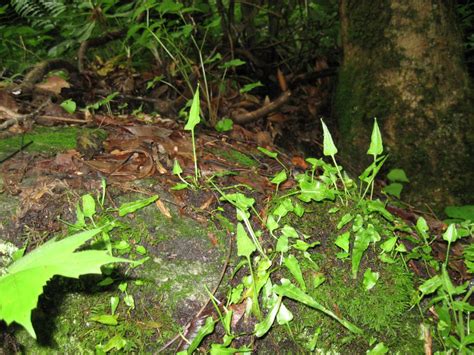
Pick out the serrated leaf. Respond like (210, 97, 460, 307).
(0, 229, 130, 338)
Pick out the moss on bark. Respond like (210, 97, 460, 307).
(336, 0, 474, 211)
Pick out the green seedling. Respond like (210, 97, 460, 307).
(258, 146, 287, 172)
(85, 92, 119, 115)
(184, 86, 202, 184)
(171, 159, 193, 190)
(271, 169, 288, 193)
(240, 81, 264, 94)
(215, 117, 233, 132)
(320, 119, 348, 203)
(366, 117, 384, 200)
(60, 98, 76, 113)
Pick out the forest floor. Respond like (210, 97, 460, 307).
(0, 64, 471, 354)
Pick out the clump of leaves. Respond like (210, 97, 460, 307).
(0, 228, 130, 339)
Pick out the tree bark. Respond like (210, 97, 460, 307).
(336, 0, 474, 211)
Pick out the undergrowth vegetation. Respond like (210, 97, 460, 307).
(0, 0, 473, 353)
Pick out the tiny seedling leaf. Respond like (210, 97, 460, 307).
(172, 159, 183, 175)
(60, 99, 76, 113)
(215, 118, 233, 132)
(383, 183, 403, 198)
(271, 170, 287, 185)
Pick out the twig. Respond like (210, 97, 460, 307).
(231, 90, 291, 124)
(0, 100, 50, 131)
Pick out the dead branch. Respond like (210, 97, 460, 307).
(231, 90, 291, 124)
(0, 100, 50, 131)
(11, 59, 78, 96)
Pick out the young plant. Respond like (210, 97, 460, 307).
(184, 86, 202, 185)
(320, 119, 348, 203)
(360, 118, 385, 200)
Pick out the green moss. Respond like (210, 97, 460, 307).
(0, 126, 105, 156)
(346, 0, 391, 50)
(210, 147, 258, 167)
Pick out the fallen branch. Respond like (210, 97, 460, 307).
(231, 90, 291, 124)
(0, 100, 50, 131)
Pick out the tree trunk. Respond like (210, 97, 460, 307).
(336, 0, 474, 212)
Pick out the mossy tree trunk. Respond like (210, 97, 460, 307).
(335, 0, 474, 211)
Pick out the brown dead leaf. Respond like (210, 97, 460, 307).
(155, 199, 172, 219)
(291, 156, 308, 170)
(207, 232, 218, 247)
(35, 76, 70, 95)
(277, 68, 288, 92)
(199, 195, 215, 210)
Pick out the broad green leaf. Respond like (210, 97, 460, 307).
(363, 268, 379, 290)
(82, 194, 96, 218)
(101, 334, 127, 352)
(222, 193, 255, 212)
(320, 119, 338, 156)
(335, 231, 350, 253)
(171, 183, 188, 190)
(184, 88, 201, 131)
(118, 195, 158, 216)
(0, 229, 130, 338)
(380, 237, 398, 253)
(273, 198, 294, 218)
(172, 159, 183, 175)
(271, 170, 287, 185)
(367, 342, 389, 354)
(60, 99, 76, 113)
(266, 215, 279, 234)
(367, 117, 383, 156)
(281, 224, 298, 238)
(219, 58, 246, 69)
(298, 180, 335, 202)
(366, 200, 393, 221)
(276, 235, 289, 253)
(187, 317, 216, 354)
(283, 255, 306, 291)
(337, 213, 353, 230)
(254, 296, 282, 337)
(382, 183, 403, 198)
(90, 314, 118, 325)
(276, 302, 293, 325)
(236, 223, 256, 258)
(215, 118, 233, 132)
(240, 81, 264, 94)
(257, 146, 278, 159)
(352, 226, 378, 278)
(442, 224, 458, 243)
(418, 275, 442, 295)
(387, 168, 409, 182)
(292, 240, 320, 252)
(444, 205, 474, 221)
(273, 279, 362, 334)
(110, 296, 119, 315)
(293, 202, 305, 217)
